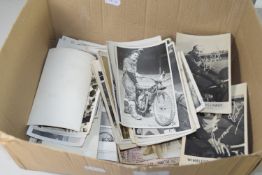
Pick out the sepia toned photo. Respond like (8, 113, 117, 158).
(167, 43, 191, 132)
(119, 140, 181, 164)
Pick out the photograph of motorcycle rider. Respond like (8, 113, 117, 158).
(185, 45, 228, 102)
(122, 49, 143, 120)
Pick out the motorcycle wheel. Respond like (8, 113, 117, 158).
(153, 91, 174, 126)
(136, 93, 149, 116)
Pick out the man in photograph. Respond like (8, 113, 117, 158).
(122, 49, 143, 120)
(186, 45, 227, 101)
(186, 113, 231, 157)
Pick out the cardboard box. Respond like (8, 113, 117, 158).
(0, 0, 262, 174)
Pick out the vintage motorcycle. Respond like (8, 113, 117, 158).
(135, 74, 174, 126)
(194, 53, 229, 102)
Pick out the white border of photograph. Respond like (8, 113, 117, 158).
(176, 33, 232, 114)
(177, 51, 200, 129)
(57, 35, 106, 56)
(179, 83, 248, 165)
(27, 125, 87, 147)
(83, 88, 101, 134)
(131, 43, 198, 142)
(29, 104, 102, 158)
(93, 58, 137, 149)
(115, 40, 179, 128)
(179, 51, 205, 112)
(27, 91, 101, 147)
(107, 36, 162, 124)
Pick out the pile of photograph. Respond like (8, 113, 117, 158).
(26, 33, 248, 165)
(27, 36, 118, 162)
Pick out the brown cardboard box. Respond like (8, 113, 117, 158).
(0, 0, 262, 174)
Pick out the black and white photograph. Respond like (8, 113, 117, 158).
(98, 51, 113, 94)
(100, 108, 112, 127)
(99, 127, 114, 142)
(93, 60, 133, 145)
(97, 103, 118, 161)
(27, 125, 86, 147)
(107, 37, 163, 125)
(107, 43, 122, 123)
(180, 83, 248, 165)
(176, 33, 231, 114)
(99, 71, 116, 123)
(179, 51, 205, 112)
(132, 43, 195, 140)
(29, 112, 102, 158)
(116, 41, 179, 128)
(92, 59, 117, 125)
(26, 91, 101, 147)
(167, 43, 191, 132)
(99, 104, 115, 138)
(81, 76, 100, 133)
(99, 102, 134, 150)
(97, 126, 118, 161)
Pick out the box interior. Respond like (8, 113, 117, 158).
(0, 0, 262, 155)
